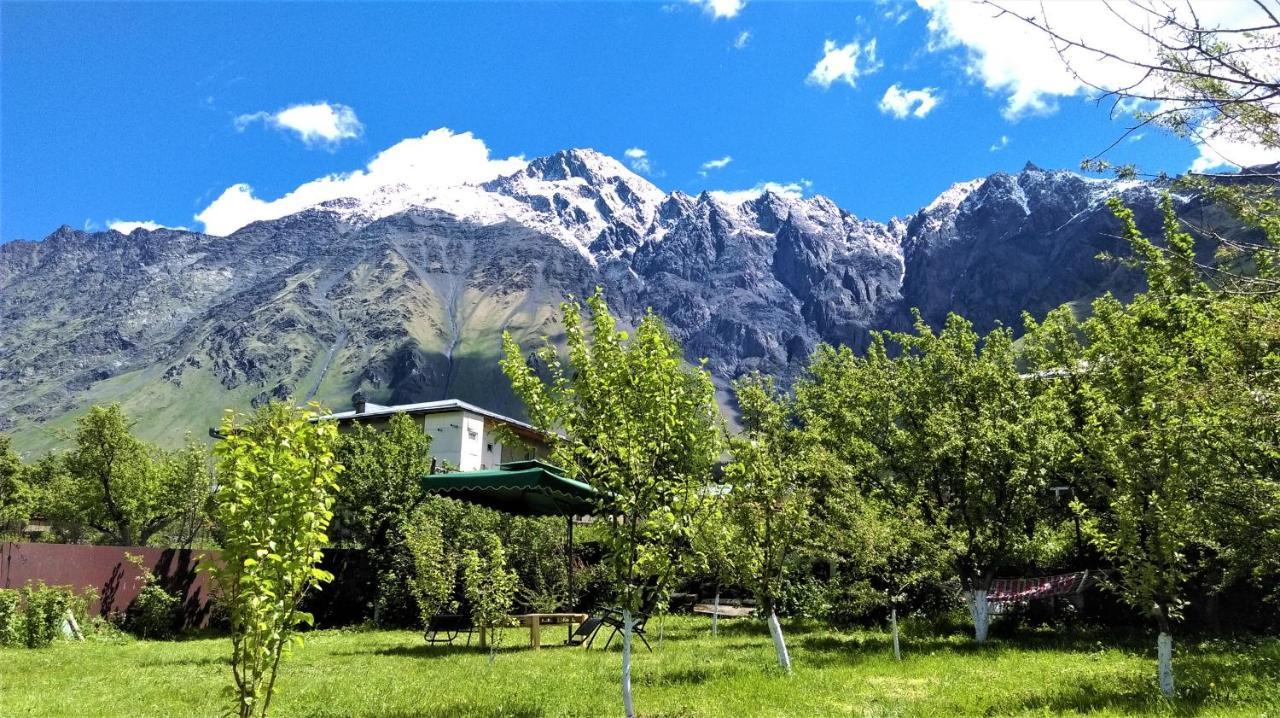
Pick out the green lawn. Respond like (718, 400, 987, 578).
(3, 617, 1278, 717)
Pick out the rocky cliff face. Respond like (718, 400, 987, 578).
(0, 150, 1192, 451)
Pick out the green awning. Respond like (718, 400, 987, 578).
(419, 460, 601, 516)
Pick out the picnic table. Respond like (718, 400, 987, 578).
(478, 612, 589, 649)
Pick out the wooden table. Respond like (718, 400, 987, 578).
(514, 612, 588, 649)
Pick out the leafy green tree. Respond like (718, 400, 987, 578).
(0, 435, 33, 536)
(1063, 198, 1236, 697)
(404, 515, 456, 626)
(898, 314, 1071, 643)
(461, 533, 518, 663)
(689, 489, 744, 638)
(159, 436, 216, 548)
(822, 491, 949, 660)
(208, 402, 343, 718)
(333, 413, 432, 626)
(53, 405, 209, 546)
(501, 289, 721, 718)
(809, 317, 1068, 643)
(723, 374, 820, 673)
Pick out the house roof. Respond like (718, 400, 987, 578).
(316, 398, 546, 438)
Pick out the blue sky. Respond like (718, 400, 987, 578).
(0, 1, 1231, 242)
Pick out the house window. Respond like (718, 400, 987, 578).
(486, 443, 494, 452)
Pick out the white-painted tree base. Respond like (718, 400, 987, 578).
(712, 590, 720, 637)
(967, 590, 990, 643)
(1158, 632, 1175, 697)
(768, 610, 792, 674)
(891, 608, 901, 660)
(622, 610, 635, 718)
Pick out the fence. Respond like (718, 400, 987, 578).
(0, 543, 379, 629)
(0, 542, 221, 628)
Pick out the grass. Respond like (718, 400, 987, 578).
(2, 617, 1278, 717)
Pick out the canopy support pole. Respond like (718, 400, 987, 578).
(567, 515, 575, 611)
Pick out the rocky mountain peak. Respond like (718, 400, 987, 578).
(0, 154, 1213, 451)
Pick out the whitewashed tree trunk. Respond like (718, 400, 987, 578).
(1157, 632, 1175, 698)
(891, 608, 901, 660)
(767, 610, 792, 674)
(967, 590, 990, 643)
(712, 589, 720, 637)
(621, 609, 636, 718)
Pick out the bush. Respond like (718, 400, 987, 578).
(20, 581, 75, 648)
(0, 588, 19, 646)
(125, 584, 182, 639)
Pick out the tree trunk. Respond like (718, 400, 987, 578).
(767, 610, 792, 674)
(621, 609, 635, 718)
(1156, 612, 1175, 698)
(967, 590, 990, 643)
(891, 607, 901, 660)
(712, 588, 720, 637)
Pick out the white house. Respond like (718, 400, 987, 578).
(319, 394, 552, 472)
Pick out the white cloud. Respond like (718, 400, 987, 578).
(878, 84, 940, 119)
(807, 38, 881, 89)
(692, 0, 745, 19)
(699, 155, 733, 176)
(989, 135, 1010, 152)
(235, 102, 364, 148)
(624, 147, 653, 175)
(1189, 129, 1280, 173)
(733, 30, 752, 49)
(917, 0, 1275, 122)
(709, 181, 807, 205)
(195, 128, 527, 236)
(108, 219, 187, 234)
(883, 5, 911, 24)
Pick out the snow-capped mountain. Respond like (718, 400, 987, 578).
(0, 150, 1209, 450)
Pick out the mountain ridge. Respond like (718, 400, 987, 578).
(0, 150, 1195, 452)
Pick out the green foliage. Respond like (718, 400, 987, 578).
(126, 584, 182, 640)
(461, 533, 518, 653)
(36, 406, 213, 546)
(332, 413, 432, 626)
(404, 515, 455, 625)
(501, 288, 723, 614)
(0, 435, 33, 536)
(799, 316, 1070, 613)
(723, 374, 819, 616)
(121, 553, 181, 640)
(1044, 197, 1240, 635)
(19, 581, 75, 648)
(0, 588, 20, 646)
(208, 401, 343, 718)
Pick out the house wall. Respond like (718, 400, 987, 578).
(421, 411, 465, 470)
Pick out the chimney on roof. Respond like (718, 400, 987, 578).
(352, 390, 369, 414)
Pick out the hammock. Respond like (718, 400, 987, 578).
(987, 570, 1097, 603)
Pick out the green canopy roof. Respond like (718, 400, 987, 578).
(419, 460, 601, 516)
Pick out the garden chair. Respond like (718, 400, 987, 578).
(564, 615, 605, 647)
(599, 606, 653, 652)
(424, 613, 474, 646)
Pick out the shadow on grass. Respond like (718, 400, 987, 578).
(635, 664, 745, 688)
(330, 643, 529, 660)
(137, 655, 227, 668)
(335, 702, 547, 718)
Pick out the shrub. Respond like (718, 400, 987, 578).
(20, 582, 74, 648)
(126, 583, 182, 639)
(0, 588, 19, 646)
